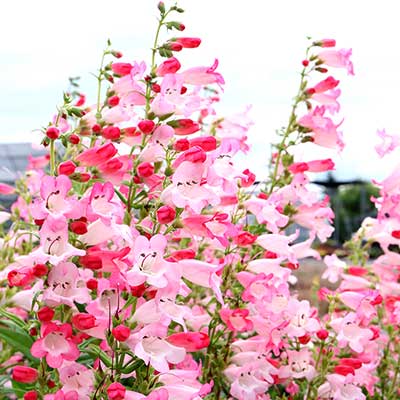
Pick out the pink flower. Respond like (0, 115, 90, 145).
(0, 182, 15, 194)
(318, 48, 354, 75)
(133, 327, 186, 372)
(59, 363, 94, 399)
(310, 76, 339, 93)
(75, 143, 118, 167)
(283, 348, 316, 380)
(375, 128, 400, 158)
(36, 215, 85, 263)
(181, 59, 224, 86)
(220, 308, 253, 332)
(31, 322, 80, 368)
(167, 332, 210, 352)
(107, 382, 126, 400)
(298, 106, 344, 151)
(126, 234, 169, 288)
(330, 312, 373, 353)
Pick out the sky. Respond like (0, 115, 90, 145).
(1, 0, 400, 182)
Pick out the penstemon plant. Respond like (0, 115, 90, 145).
(0, 2, 399, 400)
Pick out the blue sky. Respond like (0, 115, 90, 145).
(1, 0, 399, 181)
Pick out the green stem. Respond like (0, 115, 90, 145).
(268, 47, 311, 194)
(90, 45, 109, 147)
(49, 139, 56, 176)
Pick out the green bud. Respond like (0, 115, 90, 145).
(158, 1, 165, 13)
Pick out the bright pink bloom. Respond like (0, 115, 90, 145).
(220, 308, 253, 332)
(107, 382, 126, 400)
(306, 158, 335, 172)
(298, 106, 344, 151)
(31, 322, 80, 368)
(167, 332, 210, 352)
(75, 143, 118, 167)
(311, 76, 339, 93)
(12, 366, 39, 383)
(0, 182, 15, 194)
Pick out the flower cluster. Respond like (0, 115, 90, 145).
(0, 2, 398, 400)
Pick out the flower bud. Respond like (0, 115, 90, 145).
(168, 42, 183, 51)
(168, 249, 195, 261)
(156, 205, 176, 224)
(58, 160, 76, 176)
(137, 162, 154, 178)
(12, 366, 39, 384)
(112, 325, 130, 342)
(298, 333, 311, 344)
(72, 313, 96, 330)
(37, 306, 55, 322)
(80, 254, 103, 270)
(174, 37, 201, 48)
(107, 382, 126, 400)
(108, 95, 120, 107)
(189, 136, 217, 151)
(32, 263, 48, 277)
(46, 126, 60, 140)
(86, 278, 98, 290)
(111, 50, 123, 58)
(69, 134, 80, 144)
(111, 62, 133, 76)
(102, 126, 121, 140)
(334, 364, 355, 376)
(158, 1, 165, 13)
(92, 123, 102, 133)
(320, 38, 336, 48)
(234, 231, 257, 245)
(130, 283, 146, 297)
(316, 329, 329, 340)
(174, 138, 190, 151)
(156, 57, 181, 76)
(138, 120, 156, 134)
(70, 220, 88, 235)
(152, 83, 161, 93)
(24, 391, 38, 400)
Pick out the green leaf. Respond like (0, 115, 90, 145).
(0, 322, 37, 365)
(84, 345, 112, 367)
(0, 308, 27, 329)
